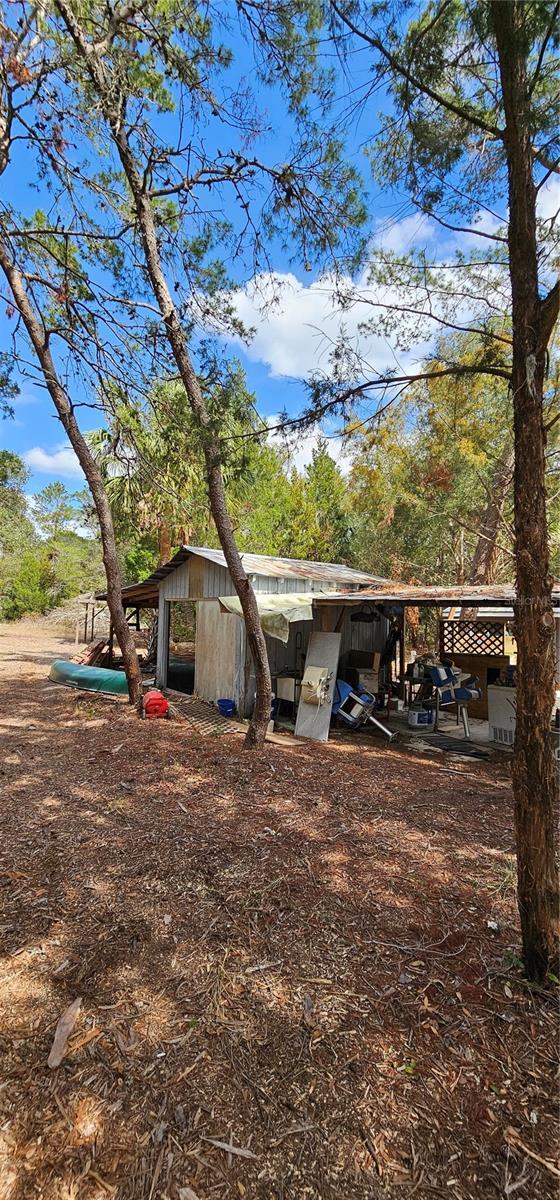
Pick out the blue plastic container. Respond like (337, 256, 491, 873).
(217, 698, 235, 718)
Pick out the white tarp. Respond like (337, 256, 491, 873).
(218, 592, 314, 643)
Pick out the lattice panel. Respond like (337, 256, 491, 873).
(440, 620, 504, 657)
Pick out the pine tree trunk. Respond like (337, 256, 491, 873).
(56, 1, 272, 747)
(491, 0, 559, 981)
(158, 522, 172, 566)
(468, 441, 514, 586)
(460, 440, 514, 617)
(0, 240, 143, 710)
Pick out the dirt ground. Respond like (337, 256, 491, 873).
(0, 623, 558, 1200)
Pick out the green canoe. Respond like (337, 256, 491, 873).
(49, 659, 130, 696)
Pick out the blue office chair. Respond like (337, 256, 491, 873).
(425, 664, 481, 739)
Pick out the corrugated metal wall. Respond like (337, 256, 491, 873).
(341, 611, 388, 657)
(194, 601, 246, 709)
(159, 557, 364, 601)
(250, 575, 356, 594)
(160, 560, 190, 600)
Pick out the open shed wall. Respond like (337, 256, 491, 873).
(241, 605, 389, 717)
(157, 557, 386, 707)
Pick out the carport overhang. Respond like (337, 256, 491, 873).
(312, 583, 560, 609)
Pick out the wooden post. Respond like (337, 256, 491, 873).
(334, 606, 346, 634)
(439, 614, 447, 659)
(75, 615, 80, 648)
(83, 602, 88, 644)
(319, 605, 336, 632)
(400, 609, 407, 700)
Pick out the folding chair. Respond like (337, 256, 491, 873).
(332, 680, 397, 742)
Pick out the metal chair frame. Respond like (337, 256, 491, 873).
(336, 688, 397, 742)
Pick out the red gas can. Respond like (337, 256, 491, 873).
(143, 689, 169, 719)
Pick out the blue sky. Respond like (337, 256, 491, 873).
(0, 10, 406, 492)
(1, 8, 557, 499)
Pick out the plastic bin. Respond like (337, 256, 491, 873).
(407, 707, 435, 729)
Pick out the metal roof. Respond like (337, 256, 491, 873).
(96, 551, 560, 612)
(179, 545, 385, 584)
(442, 604, 560, 620)
(95, 545, 385, 605)
(313, 582, 560, 608)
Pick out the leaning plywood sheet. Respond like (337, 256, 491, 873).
(294, 631, 341, 742)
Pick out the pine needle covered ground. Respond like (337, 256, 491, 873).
(0, 624, 557, 1200)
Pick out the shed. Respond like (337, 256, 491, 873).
(98, 556, 560, 729)
(150, 546, 389, 714)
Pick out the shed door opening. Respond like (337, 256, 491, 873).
(167, 601, 196, 694)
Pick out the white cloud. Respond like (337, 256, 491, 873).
(223, 184, 555, 393)
(538, 176, 560, 223)
(267, 417, 350, 475)
(374, 212, 437, 254)
(224, 207, 515, 383)
(24, 443, 83, 478)
(229, 269, 424, 381)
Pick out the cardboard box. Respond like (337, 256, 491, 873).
(357, 669, 379, 692)
(372, 651, 381, 672)
(346, 649, 373, 669)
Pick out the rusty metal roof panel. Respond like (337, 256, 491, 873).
(95, 545, 384, 602)
(315, 581, 560, 606)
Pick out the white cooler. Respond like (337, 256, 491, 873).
(487, 685, 516, 745)
(488, 686, 560, 746)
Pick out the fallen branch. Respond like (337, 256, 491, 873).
(47, 996, 82, 1068)
(504, 1126, 560, 1178)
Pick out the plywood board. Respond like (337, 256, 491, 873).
(294, 631, 341, 742)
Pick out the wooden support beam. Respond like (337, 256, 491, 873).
(319, 605, 335, 632)
(399, 611, 406, 700)
(334, 606, 346, 634)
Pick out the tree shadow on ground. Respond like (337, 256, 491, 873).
(0, 637, 557, 1200)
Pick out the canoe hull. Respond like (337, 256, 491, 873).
(49, 659, 130, 697)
